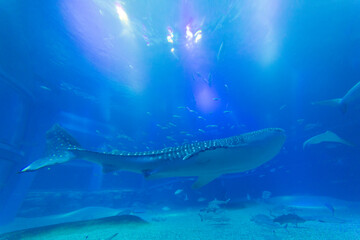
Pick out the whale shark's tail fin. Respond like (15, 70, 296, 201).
(312, 98, 347, 113)
(20, 124, 81, 172)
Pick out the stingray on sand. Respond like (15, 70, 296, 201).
(0, 215, 147, 240)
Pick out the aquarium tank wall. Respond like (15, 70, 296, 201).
(0, 0, 360, 239)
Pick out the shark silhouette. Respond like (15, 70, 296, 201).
(21, 124, 286, 188)
(313, 80, 360, 113)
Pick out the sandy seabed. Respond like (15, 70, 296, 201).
(1, 197, 360, 240)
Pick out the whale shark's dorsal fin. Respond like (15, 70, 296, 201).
(192, 175, 220, 189)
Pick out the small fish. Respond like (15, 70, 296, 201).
(166, 136, 176, 141)
(198, 129, 206, 133)
(162, 206, 170, 211)
(197, 197, 206, 202)
(213, 98, 221, 101)
(40, 85, 51, 91)
(105, 233, 119, 240)
(223, 110, 232, 114)
(186, 107, 198, 114)
(186, 133, 194, 137)
(192, 72, 203, 81)
(246, 194, 251, 201)
(208, 198, 230, 208)
(168, 122, 177, 127)
(192, 72, 209, 85)
(156, 124, 162, 128)
(197, 116, 206, 121)
(184, 194, 189, 201)
(180, 131, 188, 134)
(206, 124, 218, 128)
(117, 134, 134, 142)
(224, 84, 229, 90)
(297, 119, 305, 125)
(207, 73, 212, 86)
(174, 189, 183, 195)
(304, 123, 321, 131)
(262, 191, 272, 199)
(279, 104, 287, 111)
(177, 106, 187, 109)
(161, 127, 169, 130)
(217, 42, 223, 61)
(146, 112, 152, 116)
(172, 115, 181, 118)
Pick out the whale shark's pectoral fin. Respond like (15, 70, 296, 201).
(183, 150, 204, 161)
(192, 175, 220, 189)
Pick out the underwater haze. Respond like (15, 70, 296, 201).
(1, 0, 360, 239)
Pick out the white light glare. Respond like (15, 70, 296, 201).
(186, 25, 193, 40)
(194, 30, 202, 43)
(167, 36, 173, 43)
(115, 4, 129, 24)
(167, 27, 174, 43)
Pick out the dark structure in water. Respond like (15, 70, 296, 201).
(273, 214, 306, 227)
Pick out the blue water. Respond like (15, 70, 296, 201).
(1, 0, 360, 231)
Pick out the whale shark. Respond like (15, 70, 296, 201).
(313, 80, 360, 113)
(21, 124, 286, 188)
